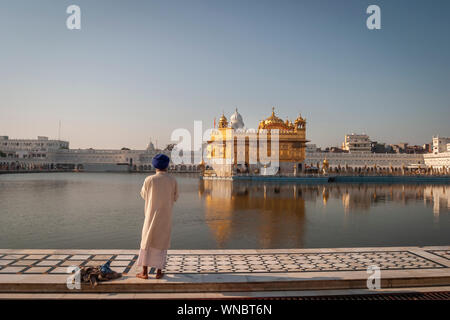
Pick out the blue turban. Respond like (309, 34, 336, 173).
(152, 154, 170, 170)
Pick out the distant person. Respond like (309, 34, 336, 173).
(136, 154, 178, 279)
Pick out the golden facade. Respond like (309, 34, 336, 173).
(206, 108, 308, 177)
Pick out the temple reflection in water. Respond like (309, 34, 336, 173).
(198, 181, 449, 248)
(198, 180, 307, 248)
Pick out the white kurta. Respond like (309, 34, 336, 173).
(136, 171, 178, 268)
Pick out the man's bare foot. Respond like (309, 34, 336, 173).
(155, 269, 164, 279)
(136, 272, 148, 279)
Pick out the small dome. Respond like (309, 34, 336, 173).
(230, 108, 244, 129)
(258, 107, 289, 130)
(218, 113, 228, 128)
(146, 140, 155, 151)
(266, 108, 284, 124)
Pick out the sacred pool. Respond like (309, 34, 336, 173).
(0, 172, 448, 250)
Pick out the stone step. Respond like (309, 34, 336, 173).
(1, 246, 449, 294)
(1, 269, 449, 293)
(3, 286, 450, 300)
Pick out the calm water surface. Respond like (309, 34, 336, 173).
(0, 172, 449, 249)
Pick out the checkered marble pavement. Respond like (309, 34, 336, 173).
(0, 249, 447, 275)
(427, 250, 450, 261)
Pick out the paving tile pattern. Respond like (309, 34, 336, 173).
(0, 251, 446, 275)
(427, 250, 450, 260)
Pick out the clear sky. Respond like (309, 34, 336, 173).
(1, 0, 449, 149)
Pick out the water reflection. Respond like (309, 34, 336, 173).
(1, 173, 448, 249)
(424, 186, 450, 217)
(198, 180, 306, 248)
(199, 180, 450, 248)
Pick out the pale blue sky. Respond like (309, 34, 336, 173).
(0, 0, 449, 149)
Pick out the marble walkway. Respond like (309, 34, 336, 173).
(0, 246, 449, 295)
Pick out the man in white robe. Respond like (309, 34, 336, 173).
(136, 154, 178, 279)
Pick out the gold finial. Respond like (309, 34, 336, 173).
(218, 111, 228, 128)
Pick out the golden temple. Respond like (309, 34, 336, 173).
(205, 108, 308, 177)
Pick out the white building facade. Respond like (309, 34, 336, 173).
(0, 136, 200, 172)
(423, 152, 450, 170)
(342, 133, 371, 153)
(422, 136, 450, 170)
(305, 152, 424, 170)
(2, 134, 449, 172)
(0, 136, 69, 159)
(432, 136, 450, 154)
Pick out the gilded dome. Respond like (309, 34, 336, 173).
(266, 107, 284, 124)
(257, 108, 307, 131)
(218, 113, 228, 128)
(258, 107, 291, 130)
(294, 113, 306, 127)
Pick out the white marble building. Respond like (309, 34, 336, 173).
(432, 136, 450, 154)
(47, 141, 201, 172)
(305, 152, 424, 170)
(2, 134, 449, 172)
(1, 137, 200, 172)
(306, 134, 450, 171)
(423, 136, 450, 170)
(342, 133, 371, 153)
(0, 136, 69, 159)
(423, 152, 450, 170)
